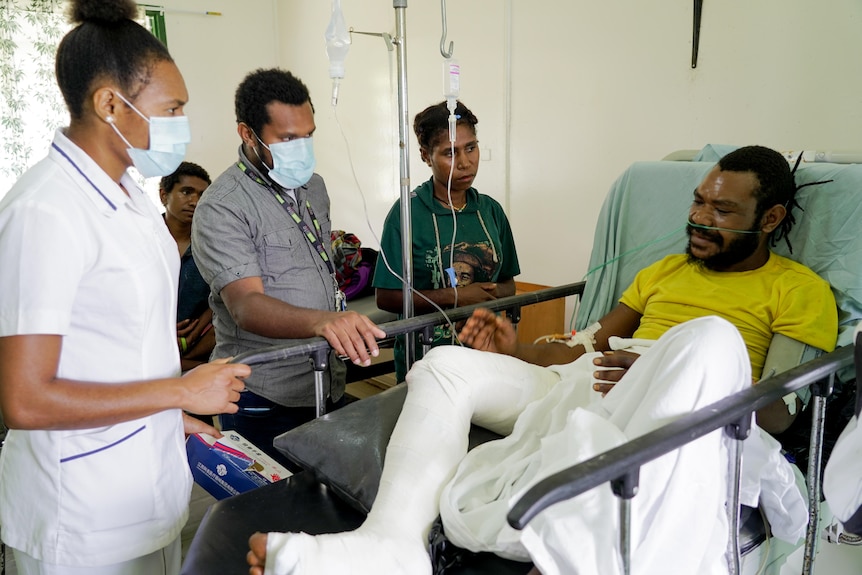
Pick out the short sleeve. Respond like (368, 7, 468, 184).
(619, 260, 660, 315)
(773, 275, 838, 353)
(371, 200, 404, 290)
(192, 190, 263, 294)
(492, 201, 520, 280)
(0, 200, 85, 335)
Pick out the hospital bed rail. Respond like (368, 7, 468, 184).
(508, 339, 856, 575)
(231, 281, 585, 417)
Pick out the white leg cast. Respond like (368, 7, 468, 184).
(523, 316, 752, 575)
(264, 346, 560, 575)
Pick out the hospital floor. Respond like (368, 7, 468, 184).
(786, 540, 862, 573)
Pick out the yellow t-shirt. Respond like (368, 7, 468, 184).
(620, 253, 838, 379)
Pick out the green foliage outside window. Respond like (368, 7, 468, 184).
(0, 1, 166, 196)
(0, 0, 67, 192)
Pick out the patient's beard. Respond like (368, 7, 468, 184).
(685, 222, 761, 271)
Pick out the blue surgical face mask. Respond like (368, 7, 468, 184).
(108, 92, 191, 178)
(255, 134, 316, 189)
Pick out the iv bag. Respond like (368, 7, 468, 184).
(325, 0, 350, 79)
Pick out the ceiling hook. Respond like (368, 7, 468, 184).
(440, 0, 454, 58)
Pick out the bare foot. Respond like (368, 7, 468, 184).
(247, 532, 268, 575)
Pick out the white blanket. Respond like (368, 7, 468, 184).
(440, 318, 807, 575)
(263, 316, 807, 575)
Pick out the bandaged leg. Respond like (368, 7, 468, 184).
(520, 316, 752, 575)
(431, 317, 751, 574)
(263, 346, 560, 575)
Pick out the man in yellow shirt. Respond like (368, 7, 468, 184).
(461, 144, 837, 435)
(248, 145, 837, 575)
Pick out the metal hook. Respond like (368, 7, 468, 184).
(440, 0, 454, 58)
(349, 27, 394, 52)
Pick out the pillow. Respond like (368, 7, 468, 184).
(273, 384, 502, 514)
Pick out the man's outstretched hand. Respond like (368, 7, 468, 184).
(313, 311, 386, 367)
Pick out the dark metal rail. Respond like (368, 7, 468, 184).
(232, 282, 585, 367)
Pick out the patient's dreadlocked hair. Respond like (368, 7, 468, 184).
(717, 145, 800, 253)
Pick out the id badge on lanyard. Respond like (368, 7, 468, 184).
(237, 161, 348, 313)
(333, 275, 347, 312)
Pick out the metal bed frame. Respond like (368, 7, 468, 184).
(221, 280, 851, 573)
(180, 281, 855, 573)
(5, 282, 848, 575)
(231, 282, 586, 417)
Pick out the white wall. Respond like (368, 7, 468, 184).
(159, 0, 279, 175)
(274, 1, 509, 254)
(160, 0, 862, 321)
(270, 0, 862, 299)
(508, 0, 862, 290)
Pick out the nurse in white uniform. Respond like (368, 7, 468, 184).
(0, 1, 249, 573)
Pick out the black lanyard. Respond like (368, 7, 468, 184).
(237, 160, 334, 275)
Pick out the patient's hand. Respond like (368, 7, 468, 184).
(592, 350, 640, 396)
(458, 308, 518, 355)
(248, 532, 267, 575)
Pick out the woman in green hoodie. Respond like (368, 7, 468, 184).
(372, 100, 521, 381)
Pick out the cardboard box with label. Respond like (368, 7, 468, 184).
(186, 431, 291, 500)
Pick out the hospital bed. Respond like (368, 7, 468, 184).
(182, 285, 582, 575)
(514, 149, 862, 574)
(182, 148, 862, 574)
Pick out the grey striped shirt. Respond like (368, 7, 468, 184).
(192, 148, 345, 406)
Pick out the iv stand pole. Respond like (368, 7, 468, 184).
(393, 0, 415, 371)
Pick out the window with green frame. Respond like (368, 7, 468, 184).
(143, 6, 167, 47)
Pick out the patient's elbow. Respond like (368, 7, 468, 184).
(755, 397, 799, 435)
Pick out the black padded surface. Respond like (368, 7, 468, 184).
(181, 470, 532, 575)
(273, 384, 503, 515)
(182, 472, 364, 575)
